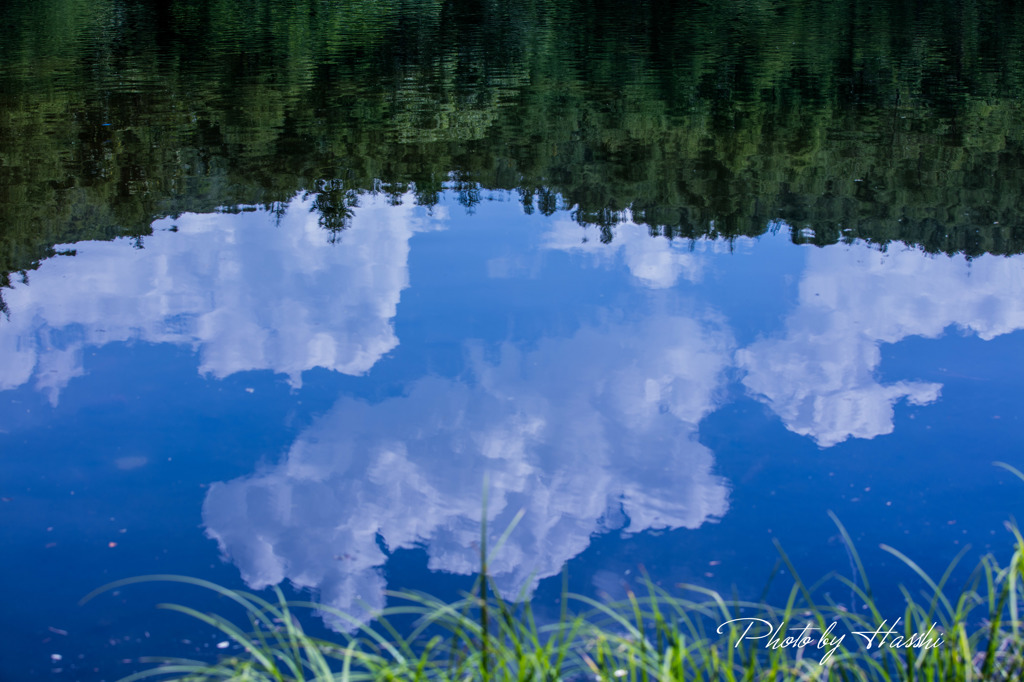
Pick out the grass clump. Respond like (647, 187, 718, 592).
(84, 467, 1024, 681)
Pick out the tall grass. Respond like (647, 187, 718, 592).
(83, 464, 1024, 681)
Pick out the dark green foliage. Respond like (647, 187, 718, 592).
(3, 0, 1024, 288)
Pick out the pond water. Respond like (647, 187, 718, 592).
(2, 1, 1024, 679)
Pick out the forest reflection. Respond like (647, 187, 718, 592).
(3, 0, 1024, 301)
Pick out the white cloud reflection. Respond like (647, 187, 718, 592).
(737, 243, 1024, 446)
(202, 314, 733, 628)
(543, 218, 751, 288)
(7, 191, 1024, 631)
(0, 194, 438, 403)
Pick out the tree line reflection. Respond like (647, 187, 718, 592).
(3, 0, 1024, 301)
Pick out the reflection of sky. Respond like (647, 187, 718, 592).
(202, 314, 733, 627)
(0, 194, 440, 403)
(737, 244, 1024, 446)
(4, 197, 1024, 641)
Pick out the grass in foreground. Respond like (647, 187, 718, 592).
(84, 468, 1024, 681)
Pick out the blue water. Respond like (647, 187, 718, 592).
(2, 191, 1024, 679)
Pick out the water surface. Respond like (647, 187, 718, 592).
(2, 1, 1024, 679)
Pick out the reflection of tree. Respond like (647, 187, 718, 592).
(452, 178, 482, 214)
(4, 0, 1024, 287)
(308, 180, 359, 244)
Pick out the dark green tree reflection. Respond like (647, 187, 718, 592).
(3, 0, 1024, 288)
(309, 179, 359, 243)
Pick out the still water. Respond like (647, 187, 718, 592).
(2, 0, 1024, 679)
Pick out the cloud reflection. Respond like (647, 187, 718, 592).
(543, 218, 750, 288)
(737, 243, 1024, 446)
(202, 314, 733, 627)
(0, 194, 438, 402)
